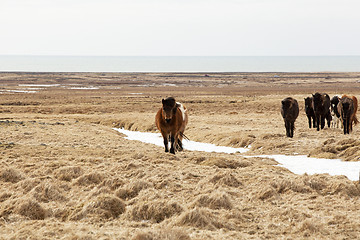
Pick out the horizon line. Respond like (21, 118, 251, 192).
(1, 54, 360, 57)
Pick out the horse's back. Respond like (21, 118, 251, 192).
(176, 102, 188, 132)
(352, 96, 358, 113)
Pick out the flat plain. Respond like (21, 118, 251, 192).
(1, 72, 360, 239)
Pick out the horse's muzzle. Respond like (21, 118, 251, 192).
(165, 118, 171, 123)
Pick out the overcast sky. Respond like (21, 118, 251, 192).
(1, 0, 359, 56)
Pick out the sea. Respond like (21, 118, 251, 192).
(0, 55, 360, 72)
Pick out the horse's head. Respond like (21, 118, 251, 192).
(304, 97, 312, 111)
(281, 98, 293, 116)
(330, 96, 340, 115)
(162, 97, 177, 123)
(312, 92, 323, 109)
(342, 101, 350, 115)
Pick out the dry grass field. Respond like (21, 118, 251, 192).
(1, 72, 360, 239)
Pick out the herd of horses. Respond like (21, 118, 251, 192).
(282, 93, 358, 138)
(156, 94, 358, 155)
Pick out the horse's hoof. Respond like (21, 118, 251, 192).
(170, 149, 175, 154)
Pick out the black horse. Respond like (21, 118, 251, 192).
(312, 92, 331, 131)
(281, 97, 299, 138)
(304, 97, 316, 128)
(330, 95, 341, 128)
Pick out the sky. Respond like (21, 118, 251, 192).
(1, 0, 360, 56)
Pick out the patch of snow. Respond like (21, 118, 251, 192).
(4, 90, 37, 93)
(114, 128, 360, 181)
(253, 155, 360, 181)
(18, 84, 60, 87)
(69, 86, 99, 90)
(113, 128, 249, 154)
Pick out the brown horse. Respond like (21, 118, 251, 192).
(281, 97, 299, 138)
(155, 97, 188, 154)
(338, 95, 358, 134)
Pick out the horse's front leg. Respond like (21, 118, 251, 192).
(343, 119, 348, 134)
(312, 116, 316, 128)
(284, 120, 290, 137)
(162, 133, 169, 152)
(315, 116, 320, 131)
(320, 115, 325, 129)
(307, 115, 312, 128)
(169, 134, 176, 154)
(290, 121, 294, 138)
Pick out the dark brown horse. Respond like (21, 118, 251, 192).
(281, 97, 299, 138)
(338, 95, 358, 134)
(312, 92, 331, 131)
(304, 97, 316, 128)
(155, 97, 188, 154)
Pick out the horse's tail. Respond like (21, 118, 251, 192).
(352, 96, 359, 125)
(180, 132, 190, 141)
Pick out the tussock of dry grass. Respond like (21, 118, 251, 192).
(0, 168, 23, 183)
(54, 166, 83, 181)
(73, 172, 105, 186)
(0, 192, 12, 202)
(31, 181, 67, 202)
(132, 227, 190, 240)
(128, 200, 183, 223)
(256, 187, 278, 200)
(191, 191, 233, 210)
(200, 157, 249, 169)
(210, 172, 242, 188)
(115, 181, 153, 200)
(297, 219, 329, 237)
(310, 138, 360, 161)
(257, 174, 360, 199)
(17, 178, 41, 193)
(99, 177, 125, 190)
(229, 134, 256, 147)
(69, 194, 125, 220)
(15, 199, 46, 220)
(174, 207, 223, 230)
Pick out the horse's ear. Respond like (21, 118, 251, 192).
(162, 99, 165, 104)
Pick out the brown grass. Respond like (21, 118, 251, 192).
(1, 72, 360, 239)
(54, 166, 83, 181)
(132, 227, 190, 240)
(128, 200, 183, 223)
(175, 207, 223, 230)
(191, 191, 233, 210)
(69, 194, 125, 220)
(0, 168, 23, 183)
(15, 199, 46, 220)
(115, 180, 153, 200)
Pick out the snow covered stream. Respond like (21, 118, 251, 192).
(114, 128, 249, 154)
(114, 128, 360, 181)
